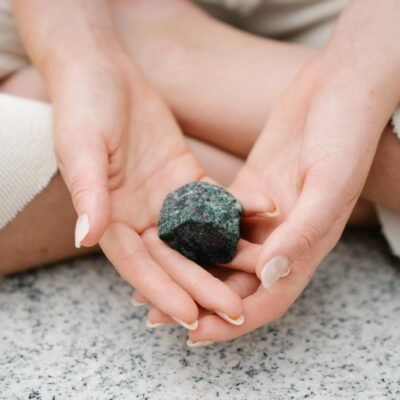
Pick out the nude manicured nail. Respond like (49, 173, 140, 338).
(146, 319, 168, 328)
(187, 338, 214, 347)
(256, 206, 280, 218)
(172, 317, 199, 331)
(131, 297, 147, 307)
(261, 256, 290, 289)
(74, 213, 89, 248)
(216, 312, 245, 326)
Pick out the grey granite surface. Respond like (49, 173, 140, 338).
(1, 230, 399, 400)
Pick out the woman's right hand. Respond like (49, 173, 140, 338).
(9, 0, 258, 328)
(50, 48, 253, 328)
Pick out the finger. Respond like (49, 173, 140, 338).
(222, 270, 260, 299)
(192, 254, 315, 343)
(190, 222, 345, 343)
(143, 228, 245, 325)
(222, 239, 261, 273)
(146, 306, 175, 328)
(130, 291, 149, 307)
(240, 216, 277, 244)
(55, 123, 111, 249)
(187, 271, 260, 345)
(255, 177, 353, 289)
(191, 277, 299, 343)
(231, 190, 278, 218)
(100, 222, 199, 329)
(230, 169, 279, 217)
(147, 270, 259, 330)
(202, 176, 278, 217)
(143, 267, 229, 328)
(189, 286, 275, 343)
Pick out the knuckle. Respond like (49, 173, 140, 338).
(68, 175, 108, 210)
(295, 222, 322, 255)
(69, 177, 90, 209)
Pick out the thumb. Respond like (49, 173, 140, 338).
(256, 178, 355, 289)
(202, 176, 278, 217)
(55, 129, 111, 249)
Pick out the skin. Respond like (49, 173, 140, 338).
(2, 0, 399, 342)
(113, 0, 400, 213)
(12, 0, 287, 328)
(111, 0, 398, 341)
(188, 0, 400, 343)
(0, 0, 379, 275)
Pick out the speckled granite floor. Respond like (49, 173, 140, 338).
(1, 230, 399, 400)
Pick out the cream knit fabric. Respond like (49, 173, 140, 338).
(0, 94, 57, 229)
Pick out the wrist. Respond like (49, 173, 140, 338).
(315, 42, 400, 107)
(14, 0, 127, 80)
(322, 0, 400, 98)
(42, 27, 127, 79)
(299, 50, 398, 143)
(45, 48, 141, 100)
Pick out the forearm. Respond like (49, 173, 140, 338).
(330, 0, 400, 65)
(11, 0, 125, 84)
(324, 0, 400, 108)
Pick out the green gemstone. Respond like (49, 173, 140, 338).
(158, 182, 242, 266)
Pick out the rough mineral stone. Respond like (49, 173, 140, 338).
(158, 182, 243, 266)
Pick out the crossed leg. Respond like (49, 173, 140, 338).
(2, 0, 393, 275)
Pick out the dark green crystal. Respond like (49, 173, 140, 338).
(158, 182, 242, 266)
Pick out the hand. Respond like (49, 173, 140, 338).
(49, 49, 265, 329)
(187, 50, 400, 342)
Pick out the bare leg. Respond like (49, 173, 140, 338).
(112, 0, 398, 214)
(0, 68, 245, 275)
(113, 0, 315, 157)
(0, 0, 382, 274)
(0, 73, 375, 276)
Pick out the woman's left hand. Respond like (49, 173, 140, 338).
(187, 34, 400, 343)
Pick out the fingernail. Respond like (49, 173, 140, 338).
(131, 297, 147, 307)
(187, 338, 214, 347)
(261, 256, 290, 289)
(75, 213, 89, 248)
(172, 317, 199, 331)
(146, 319, 168, 328)
(216, 312, 245, 326)
(256, 205, 280, 218)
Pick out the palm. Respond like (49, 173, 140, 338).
(109, 96, 204, 234)
(99, 76, 246, 326)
